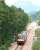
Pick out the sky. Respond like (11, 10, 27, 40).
(5, 0, 40, 13)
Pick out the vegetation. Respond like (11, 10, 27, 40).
(28, 15, 32, 23)
(32, 11, 40, 50)
(0, 0, 40, 50)
(36, 11, 40, 25)
(32, 40, 40, 50)
(32, 29, 40, 50)
(0, 0, 29, 50)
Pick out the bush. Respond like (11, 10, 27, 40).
(32, 40, 40, 50)
(32, 29, 40, 50)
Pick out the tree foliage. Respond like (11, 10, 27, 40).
(36, 11, 40, 25)
(28, 16, 32, 23)
(0, 0, 29, 47)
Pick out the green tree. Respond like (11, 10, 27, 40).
(36, 11, 40, 25)
(0, 0, 29, 47)
(28, 16, 32, 23)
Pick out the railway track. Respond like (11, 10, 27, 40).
(9, 22, 38, 50)
(15, 40, 25, 50)
(15, 45, 23, 50)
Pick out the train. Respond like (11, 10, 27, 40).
(17, 31, 28, 45)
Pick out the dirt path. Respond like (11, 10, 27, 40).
(8, 22, 38, 50)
